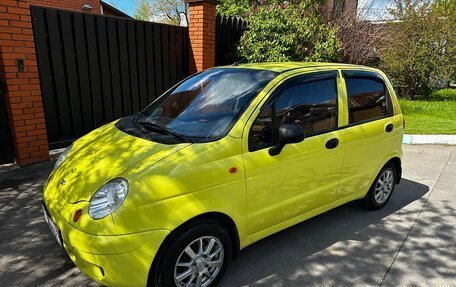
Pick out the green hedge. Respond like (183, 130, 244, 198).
(426, 89, 456, 102)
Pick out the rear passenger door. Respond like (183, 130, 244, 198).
(338, 70, 396, 198)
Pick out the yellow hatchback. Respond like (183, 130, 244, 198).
(42, 62, 403, 287)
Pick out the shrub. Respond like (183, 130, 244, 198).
(380, 0, 456, 98)
(217, 0, 251, 17)
(426, 89, 456, 102)
(238, 0, 342, 62)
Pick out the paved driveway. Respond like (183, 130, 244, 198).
(0, 145, 454, 286)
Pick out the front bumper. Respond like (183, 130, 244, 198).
(43, 202, 170, 287)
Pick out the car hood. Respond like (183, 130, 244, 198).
(48, 121, 191, 203)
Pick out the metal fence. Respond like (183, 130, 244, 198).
(215, 15, 247, 66)
(0, 80, 15, 164)
(31, 6, 189, 148)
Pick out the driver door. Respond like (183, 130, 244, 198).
(243, 71, 345, 236)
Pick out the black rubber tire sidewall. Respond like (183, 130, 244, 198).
(363, 164, 396, 210)
(153, 220, 232, 287)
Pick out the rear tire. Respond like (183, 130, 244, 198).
(363, 163, 396, 210)
(150, 220, 232, 287)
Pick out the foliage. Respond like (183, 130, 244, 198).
(426, 88, 456, 102)
(133, 0, 187, 26)
(133, 0, 153, 20)
(238, 0, 342, 63)
(332, 2, 387, 66)
(217, 0, 325, 16)
(380, 0, 456, 98)
(217, 0, 252, 17)
(399, 99, 456, 134)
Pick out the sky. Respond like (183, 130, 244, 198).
(358, 0, 394, 20)
(104, 0, 136, 17)
(104, 0, 394, 21)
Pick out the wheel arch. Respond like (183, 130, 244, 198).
(147, 211, 240, 286)
(386, 156, 402, 184)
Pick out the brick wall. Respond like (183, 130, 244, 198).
(0, 0, 50, 165)
(0, 0, 103, 166)
(186, 0, 217, 74)
(29, 0, 101, 13)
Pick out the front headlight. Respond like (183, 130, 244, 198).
(54, 144, 72, 170)
(89, 178, 128, 219)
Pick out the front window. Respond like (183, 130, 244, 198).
(249, 72, 338, 152)
(135, 68, 277, 142)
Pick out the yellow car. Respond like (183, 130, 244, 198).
(42, 62, 403, 287)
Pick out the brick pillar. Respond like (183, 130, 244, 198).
(185, 0, 218, 74)
(0, 0, 49, 166)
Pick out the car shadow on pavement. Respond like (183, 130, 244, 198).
(220, 178, 434, 287)
(0, 164, 439, 286)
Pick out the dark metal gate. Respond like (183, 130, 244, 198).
(215, 15, 247, 66)
(31, 6, 189, 149)
(0, 80, 15, 164)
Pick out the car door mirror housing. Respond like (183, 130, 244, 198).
(269, 124, 305, 156)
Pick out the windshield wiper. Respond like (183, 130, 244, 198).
(136, 120, 189, 142)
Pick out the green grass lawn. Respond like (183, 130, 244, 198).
(399, 100, 456, 134)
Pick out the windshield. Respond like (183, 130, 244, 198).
(135, 68, 278, 142)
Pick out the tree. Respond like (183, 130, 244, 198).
(332, 2, 388, 66)
(380, 0, 456, 98)
(217, 0, 325, 17)
(134, 0, 153, 20)
(238, 0, 341, 62)
(217, 0, 252, 16)
(133, 0, 188, 26)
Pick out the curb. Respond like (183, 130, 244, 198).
(403, 134, 456, 145)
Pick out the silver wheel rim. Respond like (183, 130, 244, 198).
(174, 236, 224, 287)
(374, 169, 394, 204)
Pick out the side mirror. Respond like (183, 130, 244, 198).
(269, 124, 305, 156)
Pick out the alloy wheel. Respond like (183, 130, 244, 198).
(374, 169, 394, 204)
(174, 236, 224, 287)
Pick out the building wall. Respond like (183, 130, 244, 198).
(28, 0, 101, 14)
(101, 5, 119, 17)
(100, 3, 131, 18)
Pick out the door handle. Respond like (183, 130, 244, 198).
(385, 123, 394, 133)
(325, 138, 339, 149)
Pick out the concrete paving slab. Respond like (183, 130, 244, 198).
(381, 148, 456, 287)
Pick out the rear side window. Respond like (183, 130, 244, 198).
(343, 71, 391, 124)
(249, 72, 338, 152)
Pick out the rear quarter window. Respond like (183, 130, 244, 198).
(343, 71, 393, 124)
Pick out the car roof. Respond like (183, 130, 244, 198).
(221, 62, 373, 73)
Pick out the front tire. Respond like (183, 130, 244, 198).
(363, 163, 396, 210)
(151, 220, 232, 287)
